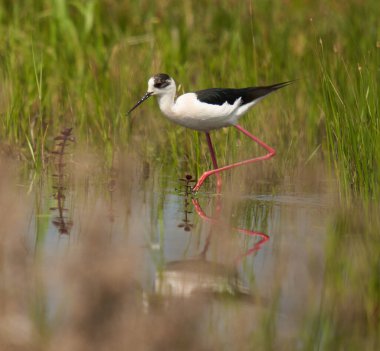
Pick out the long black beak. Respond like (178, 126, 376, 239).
(127, 92, 153, 115)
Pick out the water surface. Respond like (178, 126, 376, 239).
(19, 153, 338, 349)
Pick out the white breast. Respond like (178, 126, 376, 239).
(167, 93, 241, 131)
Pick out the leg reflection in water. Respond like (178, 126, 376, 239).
(191, 193, 269, 263)
(156, 176, 270, 299)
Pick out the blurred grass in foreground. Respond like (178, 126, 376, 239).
(0, 0, 378, 198)
(302, 207, 380, 350)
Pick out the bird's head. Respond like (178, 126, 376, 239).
(128, 73, 176, 114)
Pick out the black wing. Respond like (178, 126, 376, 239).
(195, 81, 293, 106)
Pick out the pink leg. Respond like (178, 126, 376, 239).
(193, 124, 276, 192)
(205, 132, 222, 192)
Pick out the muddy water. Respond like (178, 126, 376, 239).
(19, 151, 337, 349)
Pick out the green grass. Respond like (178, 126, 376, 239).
(0, 0, 378, 198)
(320, 40, 379, 201)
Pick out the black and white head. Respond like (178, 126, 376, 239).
(148, 73, 176, 95)
(128, 73, 176, 114)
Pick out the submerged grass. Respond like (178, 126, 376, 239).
(0, 0, 378, 200)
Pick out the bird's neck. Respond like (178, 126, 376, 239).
(156, 92, 176, 118)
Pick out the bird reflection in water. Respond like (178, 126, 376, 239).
(155, 175, 269, 299)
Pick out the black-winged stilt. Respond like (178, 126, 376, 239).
(128, 73, 292, 192)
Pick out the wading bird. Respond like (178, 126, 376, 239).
(128, 73, 292, 192)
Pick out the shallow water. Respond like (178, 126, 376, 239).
(16, 152, 340, 349)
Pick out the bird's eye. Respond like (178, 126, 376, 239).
(154, 80, 170, 89)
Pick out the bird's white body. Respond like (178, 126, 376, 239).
(149, 77, 261, 132)
(157, 92, 256, 131)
